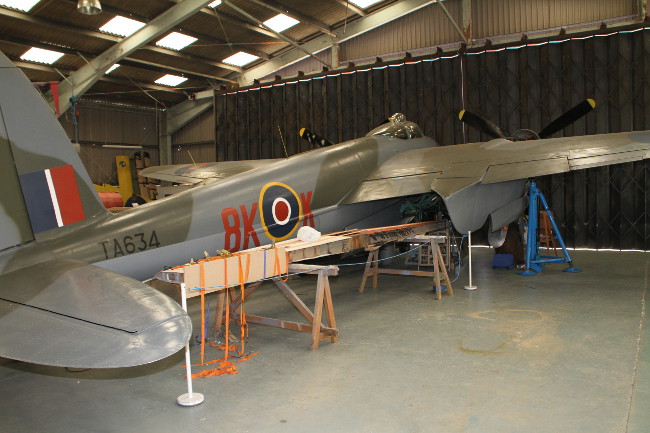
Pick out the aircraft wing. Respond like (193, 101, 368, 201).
(342, 131, 650, 233)
(344, 131, 650, 203)
(140, 159, 280, 184)
(0, 259, 192, 368)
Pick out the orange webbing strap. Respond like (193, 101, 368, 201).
(199, 262, 206, 365)
(274, 246, 289, 282)
(237, 255, 251, 357)
(190, 351, 259, 378)
(224, 287, 231, 362)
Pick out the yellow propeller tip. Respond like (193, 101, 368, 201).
(299, 127, 305, 136)
(587, 98, 596, 108)
(459, 110, 465, 120)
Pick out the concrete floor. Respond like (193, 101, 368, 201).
(0, 248, 648, 433)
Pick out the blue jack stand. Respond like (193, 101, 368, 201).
(520, 181, 582, 276)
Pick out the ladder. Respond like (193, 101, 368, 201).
(520, 181, 581, 275)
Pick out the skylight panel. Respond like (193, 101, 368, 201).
(20, 47, 64, 64)
(100, 16, 145, 37)
(155, 74, 187, 87)
(106, 64, 120, 74)
(222, 51, 258, 67)
(208, 1, 221, 7)
(263, 14, 299, 33)
(348, 0, 382, 8)
(155, 32, 197, 51)
(0, 0, 41, 12)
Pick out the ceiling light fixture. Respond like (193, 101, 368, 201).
(263, 14, 299, 33)
(100, 16, 145, 37)
(20, 47, 64, 64)
(208, 0, 221, 7)
(156, 32, 198, 51)
(0, 0, 41, 12)
(77, 0, 101, 15)
(105, 64, 119, 74)
(348, 0, 382, 8)
(155, 74, 188, 87)
(222, 51, 259, 67)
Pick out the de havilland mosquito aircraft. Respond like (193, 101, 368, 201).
(2, 49, 650, 369)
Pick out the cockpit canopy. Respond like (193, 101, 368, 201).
(366, 113, 424, 139)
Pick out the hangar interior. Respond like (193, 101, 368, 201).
(0, 1, 649, 432)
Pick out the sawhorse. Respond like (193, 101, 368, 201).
(359, 237, 453, 300)
(215, 266, 339, 350)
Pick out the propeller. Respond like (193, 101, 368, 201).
(458, 110, 508, 139)
(459, 98, 596, 141)
(299, 127, 333, 148)
(538, 98, 596, 138)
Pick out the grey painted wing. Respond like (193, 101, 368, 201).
(0, 259, 191, 368)
(140, 159, 281, 184)
(344, 131, 650, 203)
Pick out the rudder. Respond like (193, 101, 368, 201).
(0, 51, 108, 250)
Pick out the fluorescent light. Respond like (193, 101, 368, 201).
(20, 47, 64, 64)
(263, 13, 299, 33)
(105, 64, 120, 74)
(155, 32, 197, 51)
(0, 0, 41, 12)
(222, 51, 258, 67)
(349, 0, 382, 8)
(208, 0, 221, 7)
(100, 16, 145, 37)
(155, 74, 187, 87)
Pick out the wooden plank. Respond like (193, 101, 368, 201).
(274, 279, 316, 324)
(288, 263, 339, 276)
(310, 273, 327, 350)
(234, 314, 338, 338)
(321, 270, 338, 343)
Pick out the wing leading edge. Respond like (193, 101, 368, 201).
(140, 159, 281, 184)
(0, 259, 191, 368)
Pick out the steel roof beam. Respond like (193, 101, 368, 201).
(0, 6, 241, 74)
(223, 0, 330, 68)
(330, 0, 366, 17)
(249, 0, 336, 38)
(168, 0, 283, 39)
(238, 0, 436, 85)
(167, 97, 214, 135)
(60, 0, 270, 60)
(13, 60, 183, 93)
(0, 33, 235, 85)
(48, 0, 218, 115)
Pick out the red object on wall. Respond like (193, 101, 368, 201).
(97, 192, 123, 209)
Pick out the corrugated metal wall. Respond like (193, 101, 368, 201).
(473, 0, 637, 38)
(171, 107, 217, 164)
(213, 28, 650, 250)
(58, 103, 160, 185)
(269, 0, 639, 79)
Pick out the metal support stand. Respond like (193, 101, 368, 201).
(464, 231, 477, 290)
(520, 181, 582, 276)
(177, 283, 204, 407)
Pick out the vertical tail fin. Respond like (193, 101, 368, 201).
(0, 51, 108, 250)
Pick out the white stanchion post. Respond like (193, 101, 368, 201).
(177, 283, 204, 407)
(464, 231, 478, 290)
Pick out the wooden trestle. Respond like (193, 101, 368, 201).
(155, 221, 450, 349)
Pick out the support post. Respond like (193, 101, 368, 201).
(177, 283, 204, 407)
(464, 231, 477, 290)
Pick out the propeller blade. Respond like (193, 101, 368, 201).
(299, 127, 333, 148)
(458, 110, 508, 139)
(538, 98, 596, 138)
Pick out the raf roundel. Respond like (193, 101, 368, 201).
(259, 182, 303, 241)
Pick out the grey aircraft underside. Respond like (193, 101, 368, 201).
(1, 50, 650, 369)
